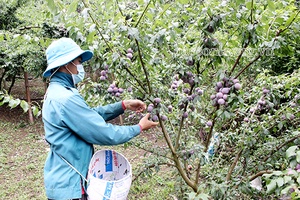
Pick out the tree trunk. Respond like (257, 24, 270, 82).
(24, 71, 34, 123)
(8, 74, 16, 94)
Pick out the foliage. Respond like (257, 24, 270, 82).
(263, 145, 300, 199)
(43, 0, 300, 199)
(1, 0, 300, 198)
(0, 0, 26, 30)
(0, 90, 41, 117)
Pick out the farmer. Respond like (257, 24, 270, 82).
(42, 37, 159, 200)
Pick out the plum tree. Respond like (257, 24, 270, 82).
(41, 0, 300, 199)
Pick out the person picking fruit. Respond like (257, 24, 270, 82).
(42, 37, 159, 200)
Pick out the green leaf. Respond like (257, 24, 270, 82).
(197, 193, 210, 200)
(286, 146, 298, 158)
(8, 98, 20, 109)
(128, 28, 140, 40)
(263, 173, 274, 179)
(236, 0, 245, 5)
(285, 13, 296, 27)
(278, 122, 283, 130)
(276, 177, 284, 187)
(47, 0, 57, 14)
(67, 0, 78, 14)
(267, 0, 275, 11)
(297, 150, 300, 163)
(283, 175, 292, 183)
(224, 111, 231, 119)
(266, 179, 277, 194)
(273, 171, 283, 176)
(20, 100, 29, 113)
(179, 0, 189, 4)
(32, 106, 39, 116)
(245, 1, 252, 10)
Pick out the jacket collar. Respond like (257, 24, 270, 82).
(50, 71, 75, 88)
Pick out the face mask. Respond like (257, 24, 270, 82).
(66, 62, 85, 85)
(72, 64, 85, 85)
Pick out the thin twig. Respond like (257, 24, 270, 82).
(132, 162, 175, 182)
(81, 0, 113, 53)
(234, 54, 261, 79)
(263, 134, 300, 162)
(134, 0, 152, 28)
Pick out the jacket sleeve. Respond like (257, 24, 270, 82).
(60, 94, 141, 145)
(92, 101, 124, 121)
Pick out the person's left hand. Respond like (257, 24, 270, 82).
(123, 99, 146, 113)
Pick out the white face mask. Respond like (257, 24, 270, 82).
(72, 63, 85, 84)
(66, 62, 85, 85)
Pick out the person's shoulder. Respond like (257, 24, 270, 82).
(46, 83, 77, 103)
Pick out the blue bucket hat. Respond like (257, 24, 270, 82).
(43, 37, 93, 78)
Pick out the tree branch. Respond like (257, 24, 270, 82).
(81, 0, 113, 53)
(263, 134, 300, 162)
(158, 113, 198, 192)
(249, 170, 272, 181)
(135, 39, 152, 94)
(234, 54, 261, 79)
(226, 148, 243, 181)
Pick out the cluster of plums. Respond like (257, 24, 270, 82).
(107, 83, 124, 97)
(210, 77, 241, 106)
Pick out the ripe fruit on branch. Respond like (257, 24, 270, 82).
(107, 83, 124, 97)
(183, 112, 188, 118)
(187, 59, 194, 66)
(168, 105, 173, 113)
(100, 70, 107, 76)
(263, 88, 270, 94)
(161, 115, 168, 121)
(127, 48, 133, 54)
(126, 52, 133, 59)
(183, 88, 190, 94)
(147, 105, 154, 112)
(206, 121, 212, 126)
(216, 92, 223, 98)
(195, 87, 203, 95)
(118, 88, 124, 93)
(154, 98, 161, 104)
(234, 83, 241, 90)
(152, 115, 158, 121)
(216, 82, 223, 88)
(221, 87, 230, 94)
(217, 98, 225, 105)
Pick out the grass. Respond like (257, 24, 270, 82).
(0, 119, 47, 200)
(0, 110, 176, 199)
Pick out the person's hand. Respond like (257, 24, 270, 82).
(123, 99, 146, 113)
(138, 113, 159, 131)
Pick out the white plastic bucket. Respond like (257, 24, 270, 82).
(86, 150, 132, 200)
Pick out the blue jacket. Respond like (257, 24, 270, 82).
(42, 72, 141, 200)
